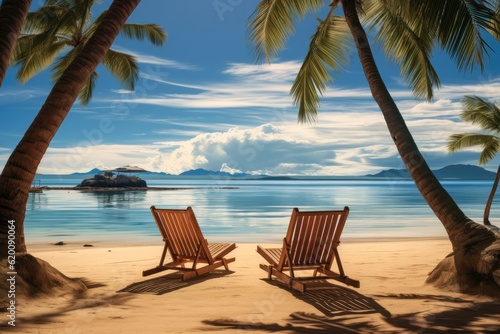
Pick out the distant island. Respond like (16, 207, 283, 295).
(367, 164, 496, 181)
(172, 164, 495, 181)
(35, 164, 496, 182)
(76, 171, 147, 188)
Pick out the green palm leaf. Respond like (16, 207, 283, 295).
(84, 10, 107, 38)
(51, 44, 83, 82)
(408, 0, 496, 72)
(12, 0, 166, 106)
(290, 13, 352, 123)
(121, 23, 167, 46)
(492, 1, 500, 39)
(448, 95, 500, 165)
(103, 48, 139, 91)
(247, 0, 324, 62)
(79, 70, 99, 106)
(460, 95, 500, 132)
(363, 0, 440, 100)
(448, 133, 500, 164)
(23, 5, 66, 33)
(15, 39, 68, 83)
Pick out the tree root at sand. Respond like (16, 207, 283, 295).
(426, 236, 500, 298)
(0, 253, 87, 311)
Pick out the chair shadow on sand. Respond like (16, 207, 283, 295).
(296, 279, 391, 318)
(204, 287, 500, 333)
(204, 279, 391, 333)
(117, 270, 234, 295)
(376, 293, 500, 333)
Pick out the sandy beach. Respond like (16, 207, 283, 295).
(2, 238, 499, 333)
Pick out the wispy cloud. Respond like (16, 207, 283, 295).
(24, 61, 500, 175)
(33, 112, 495, 175)
(104, 61, 375, 110)
(0, 88, 48, 104)
(113, 46, 198, 70)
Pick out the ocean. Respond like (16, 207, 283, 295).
(25, 178, 494, 244)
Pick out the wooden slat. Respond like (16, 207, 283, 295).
(313, 213, 329, 263)
(208, 243, 236, 260)
(257, 246, 282, 266)
(297, 214, 314, 265)
(144, 206, 236, 279)
(319, 213, 337, 264)
(187, 207, 212, 262)
(152, 208, 202, 259)
(257, 206, 357, 292)
(178, 210, 198, 257)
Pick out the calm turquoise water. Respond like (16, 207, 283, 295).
(25, 179, 494, 244)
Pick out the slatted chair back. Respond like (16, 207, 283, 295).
(150, 206, 212, 262)
(284, 207, 349, 267)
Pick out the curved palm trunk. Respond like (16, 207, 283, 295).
(0, 0, 32, 86)
(483, 165, 500, 225)
(340, 0, 496, 251)
(0, 0, 141, 260)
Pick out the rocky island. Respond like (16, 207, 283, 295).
(76, 171, 147, 188)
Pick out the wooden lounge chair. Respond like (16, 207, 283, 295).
(143, 206, 236, 280)
(257, 207, 360, 293)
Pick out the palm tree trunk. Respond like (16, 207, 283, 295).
(0, 0, 141, 260)
(483, 165, 500, 225)
(340, 0, 495, 251)
(0, 0, 32, 86)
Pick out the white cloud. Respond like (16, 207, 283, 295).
(220, 163, 243, 174)
(25, 106, 500, 176)
(438, 80, 500, 101)
(104, 61, 305, 110)
(12, 61, 500, 176)
(222, 61, 301, 81)
(112, 46, 197, 70)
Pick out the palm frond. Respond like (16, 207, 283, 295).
(103, 48, 139, 90)
(461, 95, 500, 132)
(120, 23, 167, 46)
(247, 0, 324, 62)
(79, 70, 99, 106)
(24, 3, 78, 38)
(12, 35, 39, 61)
(12, 0, 162, 105)
(52, 8, 81, 40)
(23, 5, 67, 34)
(478, 138, 500, 164)
(17, 23, 64, 56)
(448, 133, 500, 164)
(485, 0, 500, 39)
(51, 44, 83, 82)
(363, 0, 440, 100)
(17, 6, 76, 59)
(46, 0, 97, 18)
(68, 0, 97, 36)
(409, 0, 497, 72)
(15, 39, 68, 83)
(290, 14, 352, 123)
(84, 10, 107, 38)
(45, 0, 83, 6)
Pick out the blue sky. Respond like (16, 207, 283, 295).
(1, 0, 500, 176)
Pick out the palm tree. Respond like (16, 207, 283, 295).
(448, 96, 500, 226)
(0, 0, 141, 261)
(0, 0, 32, 86)
(12, 0, 166, 105)
(248, 0, 500, 294)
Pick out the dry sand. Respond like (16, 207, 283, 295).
(2, 238, 499, 333)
